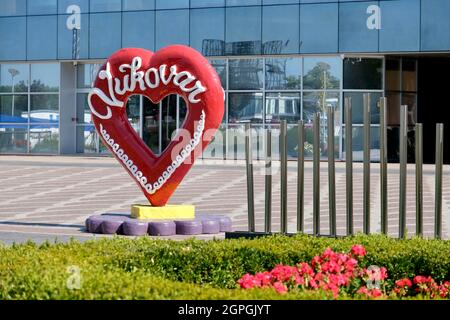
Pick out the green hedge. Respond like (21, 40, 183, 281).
(0, 234, 450, 299)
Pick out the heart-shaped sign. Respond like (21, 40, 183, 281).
(88, 45, 224, 206)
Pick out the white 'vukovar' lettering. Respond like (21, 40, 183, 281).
(88, 57, 206, 119)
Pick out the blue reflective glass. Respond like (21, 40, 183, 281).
(0, 64, 29, 93)
(89, 13, 122, 58)
(31, 63, 60, 92)
(155, 0, 189, 9)
(0, 0, 26, 16)
(339, 1, 379, 52)
(27, 15, 57, 60)
(58, 0, 89, 13)
(262, 5, 299, 54)
(155, 10, 189, 49)
(191, 0, 225, 8)
(122, 0, 155, 10)
(227, 0, 261, 5)
(301, 0, 330, 3)
(90, 0, 121, 12)
(30, 125, 59, 154)
(300, 3, 338, 53)
(265, 58, 301, 90)
(264, 0, 298, 4)
(0, 124, 28, 153)
(0, 17, 26, 60)
(27, 0, 57, 15)
(58, 14, 89, 59)
(379, 0, 420, 52)
(190, 8, 225, 56)
(122, 11, 154, 51)
(226, 6, 261, 55)
(421, 0, 450, 51)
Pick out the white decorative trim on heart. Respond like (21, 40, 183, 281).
(99, 110, 205, 195)
(88, 56, 206, 120)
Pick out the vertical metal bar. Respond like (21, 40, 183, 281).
(345, 97, 353, 236)
(245, 123, 255, 232)
(415, 123, 423, 237)
(363, 93, 371, 234)
(399, 105, 408, 239)
(297, 120, 304, 233)
(313, 113, 320, 235)
(327, 107, 336, 236)
(280, 120, 288, 234)
(435, 123, 444, 239)
(265, 128, 272, 233)
(379, 97, 388, 234)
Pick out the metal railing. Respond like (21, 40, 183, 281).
(238, 95, 446, 239)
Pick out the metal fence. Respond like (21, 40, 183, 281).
(232, 94, 445, 240)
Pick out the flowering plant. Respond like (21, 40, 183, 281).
(237, 245, 450, 299)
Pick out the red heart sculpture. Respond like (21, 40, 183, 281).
(88, 45, 224, 206)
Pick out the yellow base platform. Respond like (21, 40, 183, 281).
(131, 204, 195, 220)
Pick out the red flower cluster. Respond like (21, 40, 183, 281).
(238, 245, 386, 298)
(237, 244, 450, 299)
(393, 276, 450, 298)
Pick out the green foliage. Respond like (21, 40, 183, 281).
(0, 234, 449, 299)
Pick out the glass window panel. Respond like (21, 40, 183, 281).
(30, 94, 59, 123)
(31, 64, 60, 92)
(302, 91, 339, 125)
(265, 58, 301, 90)
(385, 58, 400, 91)
(76, 126, 98, 153)
(379, 0, 420, 52)
(209, 59, 227, 90)
(303, 57, 341, 90)
(300, 3, 338, 53)
(339, 1, 379, 52)
(122, 0, 155, 10)
(156, 0, 189, 9)
(265, 92, 300, 124)
(342, 92, 381, 124)
(0, 0, 26, 16)
(191, 0, 225, 8)
(76, 93, 92, 124)
(343, 126, 380, 161)
(190, 8, 225, 56)
(227, 0, 261, 5)
(229, 59, 263, 90)
(402, 59, 417, 92)
(0, 17, 26, 60)
(122, 11, 155, 51)
(58, 14, 89, 59)
(0, 124, 28, 153)
(402, 93, 417, 125)
(0, 64, 29, 93)
(89, 13, 121, 58)
(421, 0, 450, 51)
(126, 95, 141, 135)
(27, 0, 57, 15)
(0, 95, 28, 122)
(226, 6, 261, 55)
(155, 10, 189, 49)
(264, 0, 297, 4)
(77, 63, 102, 88)
(343, 58, 382, 90)
(262, 5, 299, 54)
(58, 0, 89, 13)
(228, 93, 263, 124)
(27, 15, 57, 60)
(90, 0, 121, 12)
(386, 92, 400, 126)
(30, 125, 59, 154)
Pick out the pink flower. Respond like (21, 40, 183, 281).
(351, 245, 366, 257)
(395, 278, 412, 288)
(238, 273, 257, 289)
(273, 281, 288, 294)
(255, 272, 272, 287)
(298, 262, 314, 277)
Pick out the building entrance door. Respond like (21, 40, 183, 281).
(126, 95, 186, 155)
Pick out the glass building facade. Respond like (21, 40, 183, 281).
(0, 0, 448, 161)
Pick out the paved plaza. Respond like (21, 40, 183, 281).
(0, 155, 449, 244)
